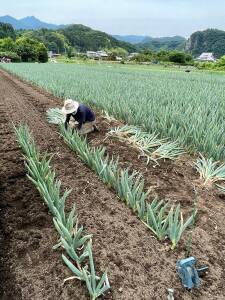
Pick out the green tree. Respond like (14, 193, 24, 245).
(106, 47, 128, 60)
(20, 30, 68, 54)
(0, 22, 15, 39)
(37, 43, 48, 63)
(132, 49, 153, 62)
(168, 51, 187, 64)
(67, 46, 77, 58)
(0, 37, 16, 52)
(217, 55, 225, 66)
(60, 24, 136, 52)
(16, 37, 48, 62)
(155, 50, 170, 62)
(16, 37, 38, 62)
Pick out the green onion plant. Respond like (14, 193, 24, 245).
(15, 124, 110, 299)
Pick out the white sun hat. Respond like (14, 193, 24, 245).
(62, 99, 79, 115)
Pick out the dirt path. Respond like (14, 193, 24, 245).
(0, 68, 225, 300)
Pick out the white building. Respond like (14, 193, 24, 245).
(86, 51, 109, 59)
(86, 51, 97, 58)
(96, 51, 108, 58)
(197, 53, 216, 62)
(128, 52, 139, 60)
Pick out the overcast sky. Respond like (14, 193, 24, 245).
(1, 0, 225, 37)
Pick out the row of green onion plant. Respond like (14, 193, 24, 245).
(14, 124, 110, 300)
(4, 62, 225, 161)
(195, 154, 225, 189)
(107, 125, 185, 165)
(57, 123, 194, 250)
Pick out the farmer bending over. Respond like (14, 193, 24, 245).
(62, 99, 98, 134)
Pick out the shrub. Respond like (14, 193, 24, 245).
(16, 37, 48, 63)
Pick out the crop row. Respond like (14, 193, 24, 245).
(15, 125, 110, 300)
(2, 63, 225, 161)
(57, 122, 194, 250)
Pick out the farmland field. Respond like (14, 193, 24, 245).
(2, 62, 225, 161)
(0, 65, 225, 300)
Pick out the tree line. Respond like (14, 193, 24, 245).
(1, 21, 225, 65)
(0, 23, 48, 62)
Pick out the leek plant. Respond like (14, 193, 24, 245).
(168, 205, 194, 250)
(63, 241, 110, 300)
(4, 63, 225, 161)
(144, 198, 169, 240)
(195, 154, 225, 185)
(216, 184, 225, 194)
(15, 125, 110, 299)
(58, 124, 193, 249)
(185, 194, 199, 258)
(46, 107, 65, 124)
(108, 125, 184, 164)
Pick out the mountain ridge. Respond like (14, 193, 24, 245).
(0, 15, 65, 30)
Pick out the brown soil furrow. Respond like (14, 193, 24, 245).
(0, 114, 75, 299)
(0, 68, 225, 299)
(0, 71, 177, 299)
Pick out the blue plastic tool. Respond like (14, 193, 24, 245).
(176, 257, 208, 290)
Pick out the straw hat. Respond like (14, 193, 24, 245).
(62, 99, 79, 114)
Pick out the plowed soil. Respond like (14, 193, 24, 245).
(0, 68, 225, 300)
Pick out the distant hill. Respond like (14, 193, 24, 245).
(0, 16, 136, 52)
(0, 15, 64, 30)
(114, 34, 186, 51)
(113, 35, 148, 44)
(138, 36, 186, 51)
(186, 29, 225, 58)
(60, 24, 136, 52)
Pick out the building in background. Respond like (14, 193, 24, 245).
(86, 51, 108, 59)
(196, 53, 216, 62)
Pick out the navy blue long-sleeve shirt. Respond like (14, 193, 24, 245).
(64, 104, 95, 130)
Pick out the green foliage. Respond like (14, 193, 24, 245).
(0, 37, 16, 52)
(21, 29, 68, 54)
(62, 242, 110, 300)
(137, 36, 186, 51)
(217, 55, 225, 66)
(4, 63, 225, 161)
(195, 154, 225, 185)
(57, 124, 192, 249)
(46, 108, 65, 124)
(0, 22, 15, 39)
(37, 43, 48, 63)
(155, 50, 170, 62)
(187, 28, 225, 58)
(106, 47, 128, 60)
(132, 49, 193, 65)
(145, 198, 169, 240)
(67, 46, 77, 58)
(15, 124, 110, 299)
(168, 204, 194, 250)
(60, 24, 136, 52)
(16, 37, 48, 62)
(16, 37, 38, 62)
(108, 125, 184, 165)
(185, 194, 199, 258)
(168, 51, 192, 64)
